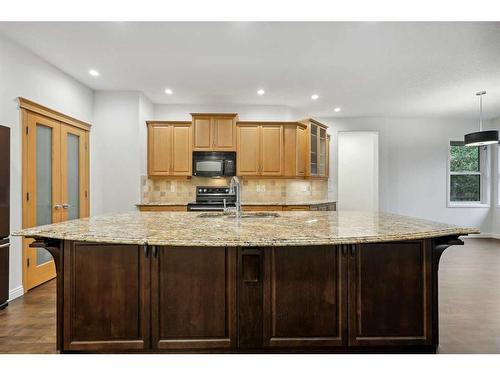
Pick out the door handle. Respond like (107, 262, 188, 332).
(62, 203, 71, 209)
(54, 204, 62, 209)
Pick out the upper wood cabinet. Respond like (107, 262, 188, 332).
(192, 114, 238, 151)
(300, 119, 329, 178)
(147, 121, 192, 177)
(237, 123, 283, 176)
(146, 115, 329, 180)
(283, 123, 307, 177)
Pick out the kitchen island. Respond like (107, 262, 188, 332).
(14, 211, 478, 353)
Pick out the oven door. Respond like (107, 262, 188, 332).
(193, 158, 224, 177)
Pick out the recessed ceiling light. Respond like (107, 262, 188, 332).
(334, 107, 341, 112)
(311, 94, 319, 100)
(257, 89, 265, 96)
(164, 88, 173, 95)
(88, 69, 100, 77)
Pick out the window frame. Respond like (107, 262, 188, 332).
(447, 139, 490, 208)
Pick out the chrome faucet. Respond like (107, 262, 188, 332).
(229, 176, 241, 217)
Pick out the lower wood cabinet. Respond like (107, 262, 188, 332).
(348, 241, 432, 347)
(262, 246, 347, 347)
(151, 246, 237, 350)
(61, 240, 433, 352)
(63, 242, 150, 351)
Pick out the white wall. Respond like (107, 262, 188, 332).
(338, 132, 379, 211)
(489, 117, 500, 235)
(320, 117, 493, 232)
(154, 104, 298, 121)
(91, 91, 153, 215)
(139, 94, 154, 176)
(0, 33, 93, 299)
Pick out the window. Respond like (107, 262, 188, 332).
(448, 140, 490, 207)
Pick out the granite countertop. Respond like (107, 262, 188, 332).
(136, 199, 336, 206)
(12, 211, 478, 247)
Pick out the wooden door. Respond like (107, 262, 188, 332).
(348, 241, 432, 347)
(151, 246, 237, 350)
(213, 117, 235, 151)
(63, 242, 150, 351)
(60, 125, 89, 220)
(148, 123, 172, 176)
(193, 117, 212, 150)
(261, 246, 347, 348)
(261, 125, 283, 176)
(237, 124, 260, 175)
(171, 124, 192, 176)
(23, 112, 61, 290)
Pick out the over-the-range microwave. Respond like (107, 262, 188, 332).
(192, 151, 236, 177)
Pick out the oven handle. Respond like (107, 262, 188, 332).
(187, 206, 226, 211)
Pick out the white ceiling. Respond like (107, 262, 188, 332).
(1, 22, 500, 119)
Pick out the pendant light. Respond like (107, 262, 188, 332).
(464, 91, 499, 146)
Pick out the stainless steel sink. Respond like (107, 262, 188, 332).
(197, 212, 280, 219)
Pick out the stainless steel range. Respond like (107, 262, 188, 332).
(187, 186, 236, 212)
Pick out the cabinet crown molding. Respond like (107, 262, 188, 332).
(190, 113, 238, 117)
(146, 121, 191, 126)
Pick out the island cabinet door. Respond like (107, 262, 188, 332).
(151, 246, 237, 350)
(347, 241, 433, 347)
(240, 246, 348, 348)
(63, 242, 150, 352)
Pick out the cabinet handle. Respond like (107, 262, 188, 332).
(350, 244, 356, 257)
(341, 245, 347, 256)
(62, 203, 71, 209)
(143, 245, 149, 258)
(152, 245, 158, 258)
(54, 204, 62, 210)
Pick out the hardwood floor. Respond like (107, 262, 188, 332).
(0, 278, 56, 353)
(0, 238, 499, 354)
(438, 238, 500, 353)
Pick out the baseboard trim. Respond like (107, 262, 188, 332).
(8, 285, 24, 302)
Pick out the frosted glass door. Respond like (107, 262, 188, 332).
(61, 125, 88, 221)
(26, 112, 60, 291)
(36, 125, 55, 265)
(66, 134, 80, 220)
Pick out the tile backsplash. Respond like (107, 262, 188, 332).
(140, 176, 329, 204)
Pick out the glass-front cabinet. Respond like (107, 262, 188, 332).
(302, 119, 329, 178)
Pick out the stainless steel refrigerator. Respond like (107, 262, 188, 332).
(0, 125, 10, 309)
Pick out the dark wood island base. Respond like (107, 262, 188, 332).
(31, 236, 462, 354)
